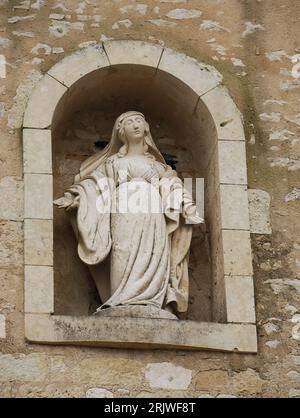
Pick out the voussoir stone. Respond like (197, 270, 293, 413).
(48, 45, 110, 87)
(201, 85, 245, 141)
(23, 74, 67, 129)
(158, 47, 223, 96)
(104, 40, 163, 68)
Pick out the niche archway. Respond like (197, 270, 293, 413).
(23, 41, 256, 352)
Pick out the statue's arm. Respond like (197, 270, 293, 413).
(181, 189, 204, 226)
(54, 163, 109, 212)
(183, 204, 205, 229)
(161, 165, 205, 227)
(53, 191, 79, 211)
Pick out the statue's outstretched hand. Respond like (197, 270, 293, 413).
(54, 192, 79, 211)
(185, 213, 205, 226)
(183, 202, 205, 225)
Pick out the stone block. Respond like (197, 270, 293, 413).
(24, 266, 54, 314)
(225, 276, 256, 323)
(0, 132, 22, 179)
(158, 48, 223, 96)
(232, 368, 264, 395)
(220, 184, 250, 230)
(0, 315, 6, 339)
(0, 176, 23, 221)
(104, 40, 163, 68)
(23, 74, 67, 129)
(201, 85, 245, 141)
(86, 388, 113, 398)
(25, 314, 257, 352)
(211, 232, 226, 322)
(23, 129, 52, 174)
(24, 174, 53, 219)
(194, 101, 218, 168)
(48, 45, 109, 87)
(0, 221, 23, 267)
(49, 352, 143, 386)
(155, 69, 199, 114)
(205, 146, 219, 213)
(289, 389, 300, 398)
(197, 393, 215, 398)
(248, 189, 272, 234)
(194, 370, 228, 391)
(222, 230, 253, 276)
(218, 141, 247, 184)
(0, 353, 48, 382)
(145, 363, 192, 390)
(24, 219, 53, 266)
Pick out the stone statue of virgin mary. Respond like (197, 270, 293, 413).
(54, 111, 204, 319)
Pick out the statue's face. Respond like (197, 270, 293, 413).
(123, 114, 145, 143)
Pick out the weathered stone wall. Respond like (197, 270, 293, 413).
(0, 0, 299, 398)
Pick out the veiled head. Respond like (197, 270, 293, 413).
(115, 111, 148, 145)
(114, 111, 154, 158)
(77, 111, 166, 181)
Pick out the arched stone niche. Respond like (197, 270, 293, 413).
(23, 41, 257, 352)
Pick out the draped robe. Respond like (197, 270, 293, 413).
(66, 154, 203, 314)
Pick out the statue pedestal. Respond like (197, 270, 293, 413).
(94, 305, 178, 320)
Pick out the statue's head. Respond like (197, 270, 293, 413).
(115, 111, 152, 157)
(76, 111, 166, 181)
(115, 111, 150, 145)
